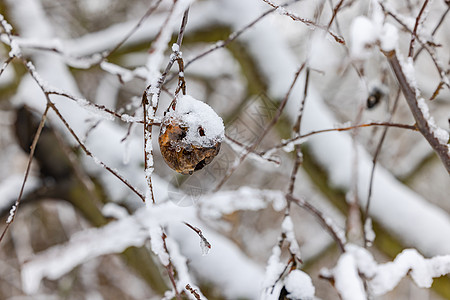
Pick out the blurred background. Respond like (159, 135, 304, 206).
(0, 0, 449, 299)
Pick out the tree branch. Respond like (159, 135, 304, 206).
(384, 50, 450, 174)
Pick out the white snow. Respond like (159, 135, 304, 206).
(6, 0, 450, 298)
(284, 270, 315, 299)
(350, 2, 398, 58)
(281, 216, 302, 259)
(21, 215, 148, 294)
(148, 225, 170, 266)
(370, 249, 450, 296)
(333, 252, 367, 300)
(262, 246, 285, 296)
(100, 61, 135, 83)
(350, 16, 378, 60)
(380, 22, 398, 52)
(222, 0, 450, 258)
(101, 203, 129, 220)
(417, 97, 450, 145)
(164, 236, 207, 300)
(163, 94, 225, 147)
(323, 244, 450, 297)
(172, 43, 180, 52)
(6, 203, 17, 224)
(169, 220, 265, 300)
(364, 217, 376, 246)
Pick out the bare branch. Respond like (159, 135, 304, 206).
(384, 50, 450, 174)
(0, 56, 14, 77)
(287, 194, 346, 252)
(0, 104, 49, 244)
(261, 0, 345, 44)
(263, 121, 418, 155)
(214, 63, 306, 191)
(327, 0, 345, 30)
(414, 6, 450, 60)
(408, 0, 430, 58)
(184, 6, 276, 70)
(101, 0, 164, 61)
(287, 67, 310, 196)
(48, 100, 146, 202)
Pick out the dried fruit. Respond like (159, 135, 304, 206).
(159, 95, 224, 175)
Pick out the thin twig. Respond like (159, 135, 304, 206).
(0, 104, 50, 243)
(327, 0, 345, 30)
(380, 3, 450, 89)
(184, 7, 276, 70)
(176, 8, 190, 47)
(287, 67, 310, 196)
(183, 222, 211, 253)
(185, 284, 202, 300)
(429, 81, 445, 101)
(363, 89, 401, 247)
(225, 134, 281, 165)
(101, 0, 164, 61)
(48, 100, 146, 202)
(263, 121, 418, 155)
(0, 56, 14, 77)
(213, 63, 306, 191)
(21, 58, 147, 202)
(47, 90, 150, 124)
(287, 194, 346, 252)
(414, 6, 450, 60)
(408, 0, 430, 58)
(261, 0, 345, 44)
(143, 4, 190, 204)
(161, 233, 182, 300)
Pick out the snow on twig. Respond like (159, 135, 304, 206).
(21, 212, 149, 294)
(165, 236, 208, 300)
(323, 244, 450, 298)
(143, 0, 193, 203)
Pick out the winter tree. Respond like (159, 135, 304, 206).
(0, 0, 449, 299)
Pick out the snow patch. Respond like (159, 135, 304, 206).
(163, 94, 225, 148)
(284, 270, 315, 299)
